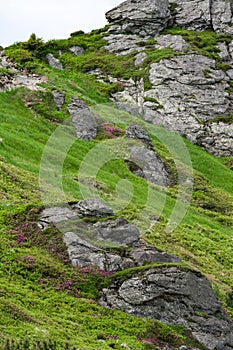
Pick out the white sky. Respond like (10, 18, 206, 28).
(1, 0, 123, 47)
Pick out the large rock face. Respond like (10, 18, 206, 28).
(144, 54, 233, 156)
(101, 0, 233, 156)
(106, 0, 171, 36)
(106, 0, 233, 35)
(104, 42, 233, 156)
(100, 266, 233, 350)
(170, 0, 233, 34)
(169, 0, 212, 31)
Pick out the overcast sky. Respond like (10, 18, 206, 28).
(1, 0, 123, 47)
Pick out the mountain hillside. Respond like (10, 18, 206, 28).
(0, 0, 233, 349)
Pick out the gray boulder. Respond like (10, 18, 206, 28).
(169, 0, 212, 31)
(46, 53, 63, 70)
(52, 90, 65, 109)
(68, 97, 97, 140)
(69, 46, 85, 56)
(100, 265, 233, 350)
(104, 34, 145, 56)
(129, 145, 171, 186)
(106, 0, 171, 36)
(134, 52, 147, 67)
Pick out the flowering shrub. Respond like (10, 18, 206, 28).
(97, 122, 125, 140)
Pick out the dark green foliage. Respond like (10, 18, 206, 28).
(211, 114, 233, 124)
(1, 338, 77, 350)
(162, 28, 222, 58)
(169, 2, 178, 16)
(0, 68, 14, 78)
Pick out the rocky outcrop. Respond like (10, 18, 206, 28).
(106, 0, 171, 36)
(38, 199, 233, 349)
(68, 97, 97, 140)
(170, 0, 233, 34)
(0, 50, 47, 92)
(95, 1, 233, 156)
(38, 199, 181, 271)
(129, 145, 171, 186)
(110, 52, 233, 157)
(144, 54, 233, 156)
(52, 90, 65, 109)
(100, 265, 233, 350)
(106, 0, 233, 36)
(169, 0, 212, 31)
(68, 46, 84, 56)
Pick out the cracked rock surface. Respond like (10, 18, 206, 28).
(100, 265, 233, 350)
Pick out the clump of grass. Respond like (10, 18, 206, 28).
(211, 114, 233, 124)
(0, 67, 14, 78)
(161, 28, 221, 59)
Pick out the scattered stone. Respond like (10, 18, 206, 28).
(52, 90, 65, 109)
(46, 53, 63, 70)
(154, 34, 189, 52)
(134, 52, 147, 67)
(69, 46, 85, 56)
(68, 97, 97, 140)
(0, 51, 11, 68)
(100, 265, 233, 350)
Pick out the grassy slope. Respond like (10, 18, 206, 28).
(0, 29, 233, 348)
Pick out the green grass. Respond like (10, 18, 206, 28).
(161, 28, 230, 59)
